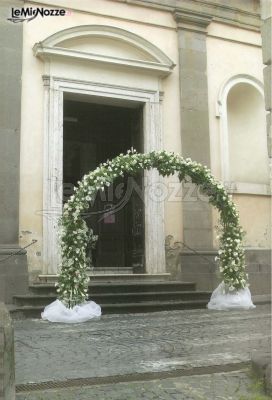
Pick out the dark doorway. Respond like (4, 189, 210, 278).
(63, 97, 145, 272)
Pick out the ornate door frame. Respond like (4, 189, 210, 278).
(42, 76, 166, 275)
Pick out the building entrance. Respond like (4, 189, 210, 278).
(63, 97, 145, 272)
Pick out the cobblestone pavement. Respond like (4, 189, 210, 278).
(15, 305, 271, 399)
(16, 369, 270, 400)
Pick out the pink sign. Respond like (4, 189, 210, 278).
(103, 211, 115, 224)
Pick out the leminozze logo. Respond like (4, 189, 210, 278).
(7, 7, 69, 23)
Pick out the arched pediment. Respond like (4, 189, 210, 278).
(33, 25, 175, 77)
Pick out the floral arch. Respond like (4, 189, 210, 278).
(56, 150, 248, 308)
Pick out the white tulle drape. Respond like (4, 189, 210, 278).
(207, 282, 256, 311)
(41, 300, 101, 323)
(41, 281, 256, 323)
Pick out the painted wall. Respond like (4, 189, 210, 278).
(227, 83, 269, 184)
(233, 194, 271, 248)
(206, 22, 271, 249)
(19, 0, 271, 275)
(20, 0, 182, 275)
(207, 22, 264, 180)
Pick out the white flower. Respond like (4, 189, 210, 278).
(57, 151, 248, 303)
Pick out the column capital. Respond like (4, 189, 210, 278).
(174, 10, 212, 34)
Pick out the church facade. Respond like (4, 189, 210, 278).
(0, 0, 271, 303)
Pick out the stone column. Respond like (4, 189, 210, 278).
(0, 303, 15, 400)
(260, 1, 272, 161)
(144, 93, 166, 274)
(174, 11, 214, 250)
(0, 1, 28, 302)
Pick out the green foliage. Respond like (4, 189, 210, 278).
(57, 150, 248, 307)
(239, 374, 272, 400)
(239, 394, 272, 400)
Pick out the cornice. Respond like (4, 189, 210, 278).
(34, 45, 174, 76)
(115, 0, 261, 30)
(174, 10, 213, 33)
(25, 0, 261, 31)
(34, 25, 175, 77)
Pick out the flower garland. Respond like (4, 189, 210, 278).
(57, 150, 248, 307)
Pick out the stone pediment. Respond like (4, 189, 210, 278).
(33, 25, 175, 76)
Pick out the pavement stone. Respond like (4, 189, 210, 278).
(14, 305, 271, 399)
(252, 351, 272, 395)
(14, 305, 271, 384)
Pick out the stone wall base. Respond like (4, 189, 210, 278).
(0, 246, 28, 304)
(166, 242, 271, 294)
(0, 303, 15, 400)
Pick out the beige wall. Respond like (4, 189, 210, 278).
(212, 193, 271, 249)
(207, 22, 271, 249)
(227, 83, 269, 184)
(207, 22, 264, 180)
(233, 195, 271, 248)
(20, 0, 182, 274)
(19, 1, 271, 275)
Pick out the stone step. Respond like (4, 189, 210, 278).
(9, 294, 271, 320)
(12, 280, 203, 318)
(88, 267, 135, 274)
(88, 273, 171, 281)
(29, 281, 196, 295)
(38, 273, 171, 283)
(13, 290, 211, 307)
(9, 299, 209, 319)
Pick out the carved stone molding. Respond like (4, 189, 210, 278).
(35, 24, 176, 274)
(34, 25, 175, 77)
(42, 77, 166, 274)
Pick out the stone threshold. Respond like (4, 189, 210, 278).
(38, 273, 171, 283)
(252, 294, 271, 304)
